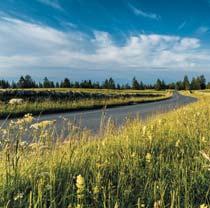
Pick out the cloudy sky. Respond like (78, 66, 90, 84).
(0, 0, 210, 83)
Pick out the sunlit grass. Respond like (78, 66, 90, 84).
(1, 91, 210, 207)
(0, 88, 168, 95)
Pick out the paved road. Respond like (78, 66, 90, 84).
(22, 92, 196, 133)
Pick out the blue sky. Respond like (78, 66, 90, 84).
(0, 0, 210, 83)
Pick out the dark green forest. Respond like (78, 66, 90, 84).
(0, 74, 208, 90)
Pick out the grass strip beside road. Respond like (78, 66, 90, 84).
(0, 91, 172, 119)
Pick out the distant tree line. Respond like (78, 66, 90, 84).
(0, 74, 208, 90)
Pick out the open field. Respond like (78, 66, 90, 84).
(0, 89, 171, 119)
(1, 91, 210, 207)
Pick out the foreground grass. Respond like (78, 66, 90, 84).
(1, 92, 210, 207)
(0, 92, 171, 118)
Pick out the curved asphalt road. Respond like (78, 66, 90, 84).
(28, 92, 197, 133)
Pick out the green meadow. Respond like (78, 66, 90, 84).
(0, 92, 210, 207)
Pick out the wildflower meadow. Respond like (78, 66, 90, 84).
(0, 92, 210, 207)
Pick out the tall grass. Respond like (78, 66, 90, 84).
(0, 92, 210, 207)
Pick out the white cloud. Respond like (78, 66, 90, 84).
(37, 0, 62, 10)
(128, 3, 160, 20)
(174, 38, 200, 51)
(0, 17, 209, 75)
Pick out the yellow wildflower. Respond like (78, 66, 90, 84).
(93, 186, 99, 195)
(154, 200, 161, 208)
(76, 175, 85, 199)
(131, 152, 136, 158)
(146, 153, 152, 163)
(175, 139, 180, 147)
(30, 120, 56, 130)
(23, 114, 33, 123)
(201, 137, 207, 143)
(200, 151, 210, 162)
(142, 126, 146, 136)
(200, 204, 208, 208)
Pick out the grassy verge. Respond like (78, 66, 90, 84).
(0, 88, 167, 94)
(0, 91, 172, 119)
(1, 92, 210, 207)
